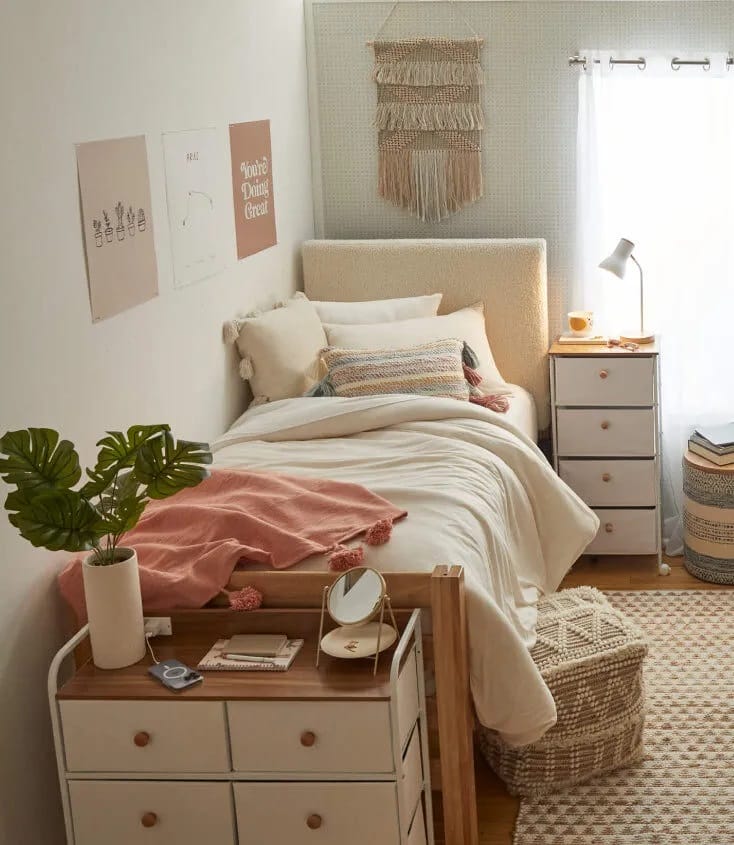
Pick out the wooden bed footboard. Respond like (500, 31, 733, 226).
(227, 564, 479, 845)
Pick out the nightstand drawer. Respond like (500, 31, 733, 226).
(559, 459, 657, 506)
(228, 700, 393, 773)
(555, 357, 655, 406)
(60, 701, 230, 773)
(233, 781, 401, 845)
(587, 508, 658, 554)
(556, 409, 656, 457)
(69, 781, 236, 845)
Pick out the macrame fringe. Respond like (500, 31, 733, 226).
(375, 101, 484, 132)
(374, 61, 483, 87)
(238, 357, 254, 381)
(378, 148, 483, 223)
(470, 393, 510, 413)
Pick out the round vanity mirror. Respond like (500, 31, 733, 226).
(327, 566, 385, 627)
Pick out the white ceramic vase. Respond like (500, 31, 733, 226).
(82, 548, 146, 669)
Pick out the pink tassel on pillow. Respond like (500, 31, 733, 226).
(329, 545, 365, 572)
(365, 518, 393, 546)
(470, 393, 510, 413)
(229, 585, 264, 611)
(463, 363, 483, 387)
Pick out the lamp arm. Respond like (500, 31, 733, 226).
(630, 254, 644, 334)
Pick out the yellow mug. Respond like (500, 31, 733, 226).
(567, 311, 594, 337)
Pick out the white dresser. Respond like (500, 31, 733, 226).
(50, 609, 432, 845)
(549, 340, 663, 570)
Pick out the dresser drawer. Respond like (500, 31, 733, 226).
(586, 508, 658, 554)
(556, 409, 656, 457)
(233, 781, 401, 845)
(555, 356, 655, 406)
(228, 700, 393, 773)
(69, 781, 236, 845)
(401, 724, 424, 831)
(60, 701, 229, 773)
(559, 459, 657, 506)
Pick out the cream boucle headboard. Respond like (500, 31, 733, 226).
(302, 238, 550, 430)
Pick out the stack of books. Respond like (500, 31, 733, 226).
(689, 424, 734, 466)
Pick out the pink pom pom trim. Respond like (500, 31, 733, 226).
(329, 545, 365, 572)
(365, 518, 393, 546)
(470, 393, 510, 413)
(462, 363, 483, 387)
(229, 586, 263, 611)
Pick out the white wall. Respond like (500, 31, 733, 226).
(0, 2, 313, 841)
(308, 0, 734, 336)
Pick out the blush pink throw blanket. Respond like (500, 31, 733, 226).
(58, 469, 406, 620)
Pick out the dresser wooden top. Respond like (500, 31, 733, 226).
(57, 609, 407, 702)
(550, 338, 660, 356)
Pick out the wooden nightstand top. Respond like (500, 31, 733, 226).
(549, 338, 660, 357)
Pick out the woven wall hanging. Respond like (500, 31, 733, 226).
(371, 36, 485, 222)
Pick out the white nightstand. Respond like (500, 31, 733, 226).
(549, 340, 664, 573)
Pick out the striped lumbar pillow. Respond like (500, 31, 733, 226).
(309, 338, 472, 401)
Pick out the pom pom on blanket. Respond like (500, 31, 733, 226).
(463, 363, 483, 387)
(238, 357, 254, 380)
(223, 320, 242, 344)
(470, 393, 510, 413)
(329, 545, 365, 571)
(229, 586, 264, 611)
(365, 518, 393, 546)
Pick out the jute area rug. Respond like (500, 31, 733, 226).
(514, 590, 734, 845)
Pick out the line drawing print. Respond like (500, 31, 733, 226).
(103, 210, 113, 243)
(115, 201, 125, 241)
(182, 189, 214, 228)
(126, 205, 136, 236)
(93, 219, 103, 247)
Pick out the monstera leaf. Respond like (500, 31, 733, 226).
(82, 425, 170, 498)
(0, 428, 81, 499)
(8, 488, 102, 552)
(135, 432, 212, 500)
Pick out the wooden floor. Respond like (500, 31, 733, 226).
(469, 553, 730, 845)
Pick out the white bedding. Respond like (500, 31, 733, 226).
(212, 395, 598, 746)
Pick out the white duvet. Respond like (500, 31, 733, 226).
(212, 395, 599, 746)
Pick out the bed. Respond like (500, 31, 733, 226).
(213, 239, 598, 844)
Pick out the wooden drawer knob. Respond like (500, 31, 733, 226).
(133, 731, 151, 748)
(599, 369, 609, 379)
(602, 473, 612, 482)
(141, 812, 158, 828)
(300, 730, 317, 747)
(600, 421, 610, 430)
(306, 814, 323, 830)
(605, 522, 614, 533)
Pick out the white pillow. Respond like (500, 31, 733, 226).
(311, 293, 442, 325)
(226, 295, 327, 403)
(324, 303, 504, 389)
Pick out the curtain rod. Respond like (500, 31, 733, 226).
(569, 54, 734, 71)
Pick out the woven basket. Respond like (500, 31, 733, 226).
(478, 587, 647, 796)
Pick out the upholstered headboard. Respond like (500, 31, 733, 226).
(302, 238, 550, 430)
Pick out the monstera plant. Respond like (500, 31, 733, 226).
(0, 424, 212, 563)
(0, 425, 213, 669)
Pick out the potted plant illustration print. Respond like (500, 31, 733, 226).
(126, 206, 136, 236)
(92, 219, 103, 248)
(115, 202, 125, 241)
(137, 208, 147, 232)
(103, 211, 113, 243)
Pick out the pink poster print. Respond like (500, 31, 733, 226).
(229, 120, 277, 260)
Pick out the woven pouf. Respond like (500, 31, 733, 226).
(478, 587, 647, 797)
(683, 450, 734, 583)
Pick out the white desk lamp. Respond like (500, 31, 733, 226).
(599, 238, 655, 344)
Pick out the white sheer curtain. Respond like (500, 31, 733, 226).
(575, 51, 734, 554)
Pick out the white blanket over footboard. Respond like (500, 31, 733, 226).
(213, 395, 598, 746)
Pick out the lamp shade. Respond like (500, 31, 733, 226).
(599, 238, 635, 279)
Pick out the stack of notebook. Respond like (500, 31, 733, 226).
(689, 424, 734, 466)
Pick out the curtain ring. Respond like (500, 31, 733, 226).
(671, 57, 681, 71)
(702, 58, 711, 72)
(637, 57, 646, 71)
(608, 56, 615, 72)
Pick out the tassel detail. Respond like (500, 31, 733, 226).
(462, 342, 480, 369)
(223, 320, 242, 344)
(329, 545, 364, 572)
(229, 586, 263, 611)
(463, 363, 482, 387)
(305, 376, 336, 397)
(470, 393, 510, 413)
(238, 357, 254, 380)
(365, 518, 393, 546)
(374, 101, 484, 132)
